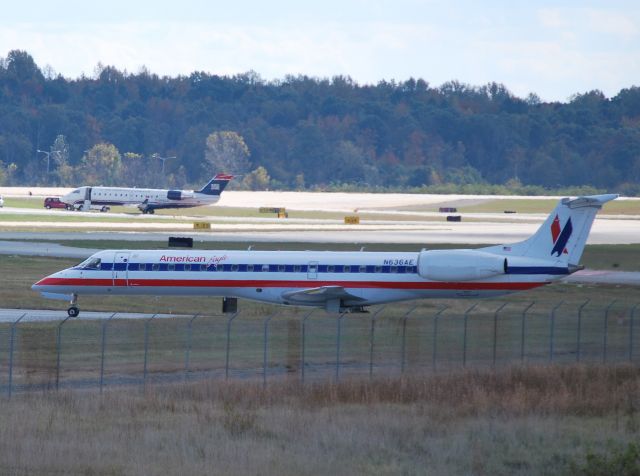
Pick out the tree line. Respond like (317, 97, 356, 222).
(0, 50, 639, 194)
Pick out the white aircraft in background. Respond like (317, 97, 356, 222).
(60, 174, 233, 214)
(33, 194, 616, 317)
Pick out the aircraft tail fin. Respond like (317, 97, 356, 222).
(482, 194, 617, 266)
(197, 173, 234, 196)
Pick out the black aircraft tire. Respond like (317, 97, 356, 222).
(68, 306, 80, 318)
(148, 209, 155, 214)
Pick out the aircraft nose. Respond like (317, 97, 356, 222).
(32, 276, 48, 291)
(32, 273, 59, 291)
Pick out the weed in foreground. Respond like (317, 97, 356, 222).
(570, 441, 640, 476)
(0, 365, 639, 475)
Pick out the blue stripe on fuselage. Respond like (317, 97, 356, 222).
(507, 266, 569, 275)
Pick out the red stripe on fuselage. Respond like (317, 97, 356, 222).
(36, 277, 546, 291)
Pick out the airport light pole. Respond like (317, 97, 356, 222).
(37, 149, 62, 184)
(37, 149, 51, 176)
(152, 153, 176, 184)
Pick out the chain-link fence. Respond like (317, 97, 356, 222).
(0, 299, 638, 396)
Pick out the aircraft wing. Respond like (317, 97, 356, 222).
(281, 286, 365, 305)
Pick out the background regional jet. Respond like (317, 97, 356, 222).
(33, 194, 616, 317)
(60, 173, 233, 214)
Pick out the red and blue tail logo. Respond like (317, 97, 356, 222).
(550, 215, 572, 257)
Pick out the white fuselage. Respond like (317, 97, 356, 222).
(33, 249, 565, 309)
(61, 186, 220, 210)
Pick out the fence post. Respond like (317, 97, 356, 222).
(8, 313, 26, 399)
(576, 300, 590, 363)
(400, 305, 417, 374)
(263, 311, 279, 388)
(630, 304, 638, 363)
(143, 314, 158, 390)
(300, 310, 315, 384)
(603, 300, 617, 363)
(335, 312, 346, 382)
(183, 314, 200, 380)
(549, 302, 563, 363)
(368, 307, 385, 380)
(99, 313, 116, 393)
(462, 303, 478, 368)
(224, 311, 239, 380)
(492, 303, 508, 367)
(55, 315, 72, 391)
(432, 306, 448, 371)
(520, 302, 535, 363)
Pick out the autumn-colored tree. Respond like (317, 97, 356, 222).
(80, 143, 122, 185)
(242, 166, 271, 190)
(204, 131, 251, 175)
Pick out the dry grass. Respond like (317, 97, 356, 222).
(0, 366, 638, 475)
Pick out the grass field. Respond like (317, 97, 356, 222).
(437, 198, 640, 215)
(0, 366, 638, 475)
(1, 197, 43, 209)
(393, 197, 640, 214)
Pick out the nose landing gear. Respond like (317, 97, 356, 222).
(67, 294, 80, 317)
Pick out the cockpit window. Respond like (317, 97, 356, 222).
(72, 189, 80, 193)
(78, 257, 102, 269)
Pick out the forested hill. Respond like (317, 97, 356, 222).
(1, 50, 639, 193)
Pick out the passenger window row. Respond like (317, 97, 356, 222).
(105, 263, 417, 274)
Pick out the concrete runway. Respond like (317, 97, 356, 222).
(0, 213, 638, 244)
(2, 189, 639, 244)
(0, 239, 97, 258)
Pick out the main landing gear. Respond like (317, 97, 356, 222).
(67, 294, 80, 317)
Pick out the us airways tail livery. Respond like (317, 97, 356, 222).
(33, 194, 616, 317)
(60, 174, 233, 214)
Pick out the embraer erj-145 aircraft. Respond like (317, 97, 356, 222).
(33, 194, 616, 317)
(60, 174, 234, 214)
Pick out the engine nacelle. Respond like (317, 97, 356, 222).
(168, 190, 194, 200)
(418, 249, 506, 281)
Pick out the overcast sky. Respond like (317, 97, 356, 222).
(1, 0, 638, 102)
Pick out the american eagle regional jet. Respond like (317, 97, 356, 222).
(60, 174, 233, 214)
(33, 194, 616, 317)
